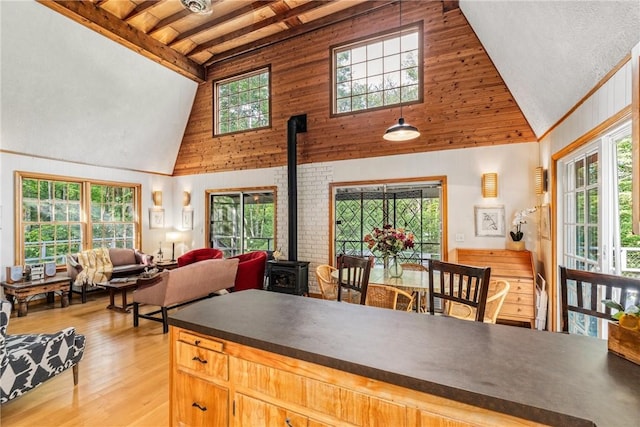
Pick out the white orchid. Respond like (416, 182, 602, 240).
(511, 207, 536, 241)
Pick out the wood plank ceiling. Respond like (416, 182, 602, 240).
(38, 0, 397, 83)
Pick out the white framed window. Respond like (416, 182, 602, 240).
(332, 25, 422, 115)
(214, 67, 270, 136)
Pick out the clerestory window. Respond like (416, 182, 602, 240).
(331, 24, 422, 116)
(214, 67, 271, 136)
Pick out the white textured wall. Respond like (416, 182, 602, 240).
(539, 58, 634, 329)
(173, 142, 538, 293)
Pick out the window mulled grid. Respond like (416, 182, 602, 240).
(17, 173, 141, 267)
(332, 26, 421, 115)
(214, 67, 270, 136)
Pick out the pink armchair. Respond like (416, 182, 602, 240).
(177, 248, 224, 267)
(229, 251, 268, 292)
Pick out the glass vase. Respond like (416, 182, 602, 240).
(388, 256, 403, 278)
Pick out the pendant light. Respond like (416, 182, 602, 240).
(383, 0, 420, 142)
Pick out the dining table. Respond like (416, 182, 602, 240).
(332, 266, 432, 311)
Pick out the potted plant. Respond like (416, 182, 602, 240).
(508, 207, 536, 251)
(601, 299, 640, 365)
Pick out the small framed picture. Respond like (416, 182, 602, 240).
(474, 205, 505, 237)
(540, 204, 551, 240)
(149, 208, 164, 229)
(182, 208, 194, 230)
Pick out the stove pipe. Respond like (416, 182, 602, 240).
(287, 114, 307, 261)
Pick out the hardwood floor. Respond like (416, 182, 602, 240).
(1, 292, 170, 426)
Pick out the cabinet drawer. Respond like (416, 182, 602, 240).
(496, 278, 533, 294)
(499, 302, 534, 318)
(176, 340, 229, 381)
(178, 330, 224, 352)
(504, 292, 534, 306)
(173, 370, 228, 427)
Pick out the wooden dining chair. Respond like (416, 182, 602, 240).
(428, 259, 492, 322)
(336, 255, 374, 305)
(315, 264, 337, 300)
(447, 280, 510, 323)
(559, 266, 640, 334)
(365, 284, 415, 311)
(400, 262, 428, 311)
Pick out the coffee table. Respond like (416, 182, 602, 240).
(101, 274, 162, 313)
(1, 275, 71, 317)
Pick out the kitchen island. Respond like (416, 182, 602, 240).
(168, 289, 639, 426)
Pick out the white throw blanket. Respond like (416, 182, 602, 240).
(73, 247, 113, 285)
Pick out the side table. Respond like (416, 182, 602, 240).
(156, 260, 178, 271)
(1, 275, 71, 317)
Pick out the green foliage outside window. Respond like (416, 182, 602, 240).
(216, 68, 270, 135)
(20, 174, 138, 266)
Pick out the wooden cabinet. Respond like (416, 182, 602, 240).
(170, 326, 544, 427)
(454, 249, 536, 327)
(170, 330, 230, 426)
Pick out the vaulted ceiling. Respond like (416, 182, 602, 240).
(2, 1, 639, 175)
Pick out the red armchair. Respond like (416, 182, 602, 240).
(177, 248, 224, 267)
(229, 251, 268, 291)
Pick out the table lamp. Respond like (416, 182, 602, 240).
(165, 231, 181, 262)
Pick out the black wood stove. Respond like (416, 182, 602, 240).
(266, 260, 309, 295)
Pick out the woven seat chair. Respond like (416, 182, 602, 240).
(336, 255, 374, 305)
(315, 265, 337, 300)
(428, 259, 492, 322)
(400, 262, 428, 311)
(447, 280, 510, 323)
(365, 284, 415, 311)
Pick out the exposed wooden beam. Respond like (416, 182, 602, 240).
(148, 8, 192, 35)
(124, 0, 164, 22)
(204, 1, 394, 66)
(37, 0, 205, 82)
(168, 1, 278, 48)
(189, 1, 333, 57)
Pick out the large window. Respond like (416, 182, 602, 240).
(207, 188, 276, 257)
(16, 172, 141, 266)
(332, 25, 422, 115)
(559, 121, 639, 337)
(331, 180, 444, 266)
(214, 67, 270, 136)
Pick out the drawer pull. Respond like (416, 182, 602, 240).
(192, 402, 207, 412)
(194, 339, 201, 346)
(192, 356, 208, 364)
(285, 419, 293, 427)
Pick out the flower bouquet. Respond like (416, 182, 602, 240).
(364, 225, 414, 277)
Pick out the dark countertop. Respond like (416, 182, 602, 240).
(169, 290, 640, 427)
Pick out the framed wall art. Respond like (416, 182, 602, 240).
(474, 205, 505, 237)
(182, 208, 194, 230)
(540, 204, 551, 240)
(149, 208, 165, 229)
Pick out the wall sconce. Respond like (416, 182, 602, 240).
(535, 167, 548, 195)
(152, 190, 163, 207)
(183, 191, 191, 207)
(481, 173, 498, 198)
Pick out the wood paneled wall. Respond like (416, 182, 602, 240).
(173, 2, 536, 176)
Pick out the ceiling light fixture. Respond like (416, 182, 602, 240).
(383, 0, 420, 142)
(180, 0, 213, 15)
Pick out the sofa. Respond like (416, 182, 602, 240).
(67, 247, 154, 303)
(0, 300, 85, 403)
(229, 251, 268, 292)
(133, 258, 239, 333)
(177, 248, 223, 267)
